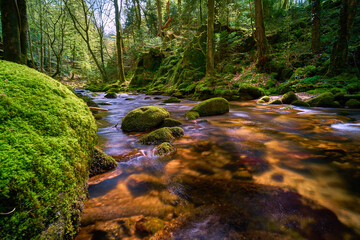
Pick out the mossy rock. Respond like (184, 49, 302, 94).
(185, 111, 200, 120)
(164, 97, 181, 103)
(345, 99, 360, 108)
(90, 147, 117, 177)
(257, 99, 266, 104)
(121, 106, 170, 132)
(125, 98, 135, 100)
(162, 118, 182, 127)
(138, 127, 184, 145)
(135, 217, 165, 235)
(238, 84, 265, 100)
(0, 61, 97, 239)
(154, 142, 176, 156)
(306, 92, 337, 107)
(260, 96, 270, 102)
(291, 100, 310, 107)
(190, 97, 229, 117)
(269, 99, 283, 104)
(281, 91, 298, 104)
(105, 92, 117, 98)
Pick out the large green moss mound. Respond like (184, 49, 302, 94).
(190, 97, 230, 117)
(0, 61, 97, 239)
(121, 106, 170, 132)
(138, 127, 184, 145)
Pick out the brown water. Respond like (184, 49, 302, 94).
(75, 91, 360, 240)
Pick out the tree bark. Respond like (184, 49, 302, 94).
(282, 0, 289, 9)
(114, 0, 126, 83)
(18, 0, 28, 64)
(1, 0, 22, 63)
(206, 0, 215, 76)
(28, 30, 35, 68)
(254, 0, 267, 68)
(199, 0, 203, 25)
(178, 0, 182, 33)
(311, 0, 321, 52)
(156, 0, 163, 35)
(328, 0, 357, 75)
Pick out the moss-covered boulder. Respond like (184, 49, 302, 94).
(90, 147, 117, 177)
(164, 97, 181, 103)
(138, 127, 184, 145)
(154, 142, 176, 156)
(105, 92, 117, 98)
(269, 99, 283, 104)
(291, 100, 310, 107)
(185, 111, 200, 120)
(306, 92, 338, 107)
(189, 97, 229, 117)
(256, 99, 266, 104)
(281, 91, 298, 104)
(0, 61, 97, 239)
(260, 96, 270, 102)
(238, 84, 265, 100)
(162, 118, 182, 127)
(121, 106, 170, 132)
(345, 99, 360, 108)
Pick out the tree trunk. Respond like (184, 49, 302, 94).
(1, 0, 22, 63)
(249, 0, 255, 38)
(206, 0, 215, 76)
(199, 0, 203, 25)
(156, 0, 163, 35)
(254, 0, 267, 68)
(178, 0, 182, 33)
(311, 0, 321, 52)
(282, 0, 288, 9)
(114, 0, 126, 83)
(18, 0, 28, 64)
(40, 3, 44, 72)
(328, 0, 357, 75)
(28, 31, 35, 68)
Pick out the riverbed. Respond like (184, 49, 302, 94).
(75, 91, 360, 240)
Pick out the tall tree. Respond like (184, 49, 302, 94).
(311, 0, 321, 52)
(254, 0, 267, 68)
(156, 0, 163, 35)
(328, 0, 357, 75)
(114, 0, 126, 83)
(206, 0, 215, 76)
(1, 0, 28, 64)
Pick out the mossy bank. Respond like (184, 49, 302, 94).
(0, 61, 97, 239)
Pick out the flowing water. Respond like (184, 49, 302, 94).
(75, 91, 360, 240)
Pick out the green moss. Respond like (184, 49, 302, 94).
(260, 96, 270, 102)
(162, 118, 182, 127)
(291, 100, 310, 107)
(154, 142, 176, 156)
(90, 147, 117, 176)
(257, 99, 266, 104)
(269, 99, 283, 104)
(190, 97, 229, 116)
(164, 97, 181, 103)
(282, 91, 298, 104)
(185, 111, 200, 120)
(238, 84, 265, 100)
(104, 92, 117, 98)
(345, 99, 360, 108)
(121, 106, 170, 132)
(136, 217, 165, 235)
(306, 92, 337, 107)
(138, 127, 184, 145)
(0, 61, 97, 239)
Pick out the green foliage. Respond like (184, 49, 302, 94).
(138, 127, 184, 145)
(0, 61, 97, 239)
(345, 99, 360, 108)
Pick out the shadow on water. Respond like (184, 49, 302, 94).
(75, 90, 360, 240)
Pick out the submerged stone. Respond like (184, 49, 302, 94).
(135, 217, 165, 235)
(138, 127, 184, 145)
(189, 97, 229, 117)
(105, 92, 117, 98)
(121, 106, 170, 132)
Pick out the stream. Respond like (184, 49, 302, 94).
(75, 91, 360, 240)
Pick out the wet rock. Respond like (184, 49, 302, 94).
(187, 97, 229, 118)
(112, 150, 143, 162)
(145, 96, 151, 99)
(307, 92, 339, 107)
(154, 97, 162, 100)
(121, 106, 170, 132)
(90, 147, 118, 177)
(159, 191, 180, 206)
(257, 99, 266, 104)
(271, 173, 284, 182)
(232, 170, 252, 180)
(238, 84, 265, 100)
(104, 92, 117, 98)
(345, 99, 360, 108)
(126, 174, 165, 197)
(164, 97, 181, 103)
(135, 217, 165, 236)
(162, 118, 182, 127)
(281, 91, 298, 104)
(185, 111, 200, 120)
(125, 98, 135, 100)
(155, 142, 176, 156)
(260, 96, 270, 102)
(138, 127, 184, 145)
(269, 99, 283, 104)
(291, 100, 310, 107)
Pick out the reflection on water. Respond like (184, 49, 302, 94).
(75, 90, 360, 240)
